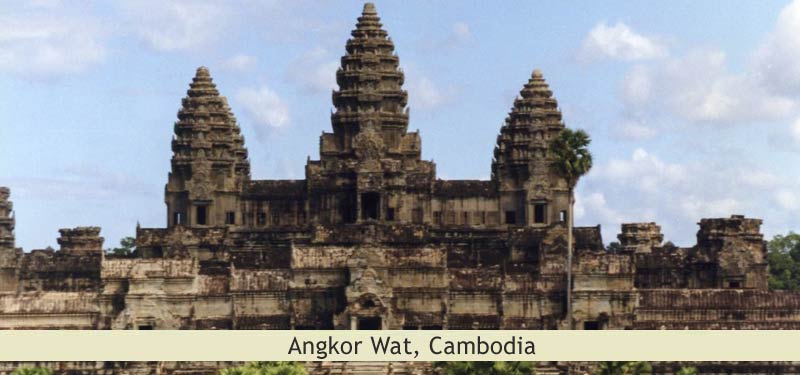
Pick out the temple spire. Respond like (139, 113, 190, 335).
(330, 2, 409, 154)
(492, 69, 564, 184)
(170, 66, 250, 180)
(165, 67, 250, 227)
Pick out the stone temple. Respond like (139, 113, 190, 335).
(1, 0, 799, 338)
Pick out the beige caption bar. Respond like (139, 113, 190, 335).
(0, 330, 796, 362)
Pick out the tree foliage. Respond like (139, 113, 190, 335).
(767, 232, 800, 290)
(676, 366, 698, 375)
(11, 368, 53, 375)
(549, 128, 593, 188)
(106, 236, 136, 257)
(219, 362, 307, 375)
(434, 361, 536, 375)
(594, 362, 652, 375)
(607, 241, 623, 253)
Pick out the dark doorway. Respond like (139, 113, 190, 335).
(361, 192, 380, 221)
(357, 317, 382, 330)
(505, 210, 516, 224)
(534, 203, 546, 223)
(196, 206, 207, 225)
(341, 192, 357, 223)
(583, 321, 600, 330)
(138, 325, 153, 330)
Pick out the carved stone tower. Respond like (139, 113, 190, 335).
(165, 67, 250, 228)
(307, 2, 435, 226)
(0, 187, 21, 292)
(0, 187, 13, 251)
(619, 223, 664, 253)
(57, 227, 104, 254)
(492, 69, 570, 226)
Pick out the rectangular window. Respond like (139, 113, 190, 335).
(225, 211, 236, 225)
(196, 206, 207, 225)
(560, 210, 567, 222)
(257, 211, 266, 226)
(505, 210, 516, 225)
(534, 204, 546, 224)
(433, 211, 442, 225)
(462, 212, 469, 225)
(173, 212, 183, 225)
(272, 211, 280, 226)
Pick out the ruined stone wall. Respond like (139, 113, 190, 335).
(633, 215, 769, 291)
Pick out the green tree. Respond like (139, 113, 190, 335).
(434, 362, 536, 375)
(106, 236, 136, 257)
(767, 232, 800, 290)
(220, 362, 307, 375)
(595, 362, 651, 375)
(549, 128, 593, 328)
(676, 366, 698, 375)
(606, 241, 623, 253)
(11, 368, 53, 375)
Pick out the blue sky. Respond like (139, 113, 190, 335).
(2, 0, 800, 250)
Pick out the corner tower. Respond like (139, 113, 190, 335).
(0, 187, 21, 292)
(306, 3, 435, 226)
(491, 70, 570, 226)
(0, 187, 14, 251)
(165, 67, 250, 228)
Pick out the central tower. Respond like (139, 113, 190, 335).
(306, 3, 435, 227)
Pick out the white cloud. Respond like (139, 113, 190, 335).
(620, 50, 796, 125)
(754, 0, 800, 96)
(222, 54, 257, 72)
(407, 76, 457, 111)
(612, 1, 800, 142)
(286, 47, 338, 94)
(117, 0, 231, 51)
(579, 148, 800, 245)
(775, 189, 800, 210)
(579, 22, 667, 62)
(235, 86, 290, 137)
(0, 9, 107, 78)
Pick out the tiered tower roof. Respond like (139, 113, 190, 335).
(492, 69, 565, 184)
(170, 67, 250, 182)
(331, 3, 409, 144)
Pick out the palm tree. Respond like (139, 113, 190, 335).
(549, 128, 593, 329)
